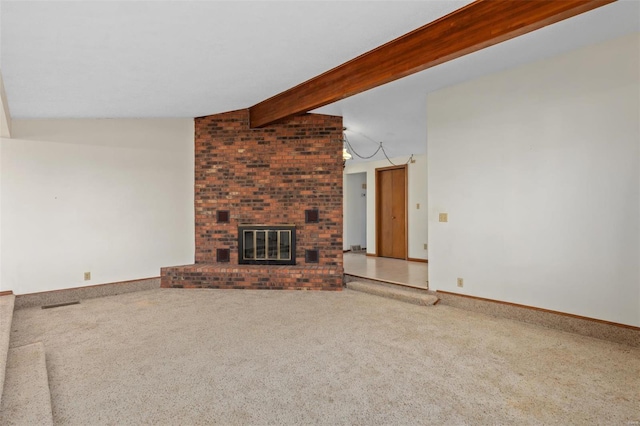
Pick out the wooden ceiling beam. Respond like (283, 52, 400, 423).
(249, 0, 615, 128)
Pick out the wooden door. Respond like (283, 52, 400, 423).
(376, 165, 407, 259)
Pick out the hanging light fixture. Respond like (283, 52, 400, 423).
(342, 147, 352, 161)
(341, 127, 414, 167)
(342, 128, 352, 168)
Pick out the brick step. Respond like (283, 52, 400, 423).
(346, 280, 438, 306)
(0, 342, 54, 426)
(0, 294, 15, 408)
(162, 263, 343, 290)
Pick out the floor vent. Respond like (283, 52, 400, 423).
(41, 301, 80, 310)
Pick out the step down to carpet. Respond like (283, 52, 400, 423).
(0, 342, 54, 426)
(346, 280, 438, 306)
(0, 294, 15, 408)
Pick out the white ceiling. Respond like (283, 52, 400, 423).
(1, 1, 638, 161)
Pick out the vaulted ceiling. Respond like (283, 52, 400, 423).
(1, 1, 638, 160)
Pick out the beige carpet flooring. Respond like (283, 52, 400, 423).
(9, 288, 640, 425)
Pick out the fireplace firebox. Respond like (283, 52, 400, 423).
(238, 225, 296, 265)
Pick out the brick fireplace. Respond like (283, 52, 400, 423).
(161, 109, 344, 290)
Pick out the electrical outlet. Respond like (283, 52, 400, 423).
(416, 203, 420, 209)
(423, 243, 428, 250)
(457, 278, 464, 288)
(439, 213, 448, 222)
(84, 272, 91, 281)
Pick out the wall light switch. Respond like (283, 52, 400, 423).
(361, 183, 367, 189)
(423, 243, 428, 250)
(84, 272, 91, 281)
(439, 213, 448, 222)
(416, 203, 420, 209)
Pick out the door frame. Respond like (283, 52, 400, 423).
(375, 164, 408, 260)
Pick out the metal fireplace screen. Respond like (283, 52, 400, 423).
(238, 225, 296, 265)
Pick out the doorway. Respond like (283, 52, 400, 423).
(345, 172, 367, 251)
(375, 165, 407, 259)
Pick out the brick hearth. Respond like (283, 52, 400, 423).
(161, 265, 342, 290)
(161, 109, 344, 290)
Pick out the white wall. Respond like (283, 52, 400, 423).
(344, 172, 367, 250)
(344, 154, 427, 260)
(1, 119, 194, 294)
(0, 71, 8, 290)
(427, 33, 639, 326)
(0, 136, 3, 291)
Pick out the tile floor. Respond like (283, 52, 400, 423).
(343, 252, 429, 289)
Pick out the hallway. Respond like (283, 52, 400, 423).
(343, 252, 428, 289)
